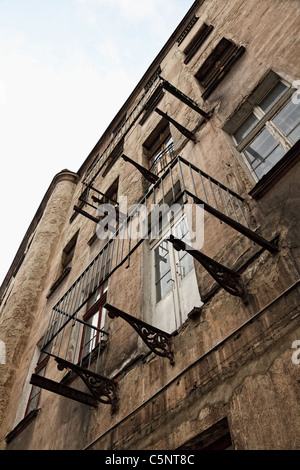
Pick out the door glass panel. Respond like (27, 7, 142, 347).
(174, 218, 194, 279)
(155, 240, 172, 302)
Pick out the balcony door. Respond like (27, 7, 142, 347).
(151, 213, 202, 334)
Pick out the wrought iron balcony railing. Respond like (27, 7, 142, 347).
(34, 156, 279, 409)
(149, 142, 177, 177)
(42, 155, 278, 362)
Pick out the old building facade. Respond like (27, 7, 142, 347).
(0, 0, 300, 451)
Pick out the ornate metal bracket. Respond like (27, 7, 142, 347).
(55, 358, 118, 413)
(105, 303, 175, 365)
(121, 154, 159, 184)
(167, 235, 244, 298)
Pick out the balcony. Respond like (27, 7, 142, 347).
(32, 155, 279, 410)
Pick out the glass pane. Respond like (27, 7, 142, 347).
(288, 123, 300, 144)
(155, 241, 171, 279)
(178, 252, 194, 278)
(174, 217, 194, 279)
(272, 98, 300, 139)
(82, 313, 99, 356)
(254, 145, 286, 179)
(233, 113, 259, 144)
(259, 81, 288, 113)
(244, 128, 280, 168)
(174, 217, 189, 241)
(156, 270, 173, 302)
(155, 240, 172, 302)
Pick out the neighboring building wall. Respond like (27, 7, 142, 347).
(0, 0, 300, 450)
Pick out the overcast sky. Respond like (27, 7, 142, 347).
(0, 0, 195, 286)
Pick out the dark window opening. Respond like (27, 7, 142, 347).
(183, 23, 214, 64)
(61, 232, 79, 271)
(195, 38, 245, 99)
(102, 138, 124, 177)
(140, 87, 165, 125)
(143, 121, 175, 177)
(177, 418, 234, 450)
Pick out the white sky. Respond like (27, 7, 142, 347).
(0, 0, 195, 286)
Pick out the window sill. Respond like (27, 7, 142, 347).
(249, 139, 300, 199)
(5, 409, 40, 444)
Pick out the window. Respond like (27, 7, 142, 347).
(231, 78, 300, 180)
(47, 231, 79, 297)
(79, 281, 108, 362)
(183, 23, 214, 64)
(144, 123, 175, 177)
(195, 38, 245, 99)
(177, 418, 233, 450)
(62, 233, 78, 271)
(155, 216, 194, 303)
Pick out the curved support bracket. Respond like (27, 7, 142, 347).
(105, 304, 175, 365)
(167, 235, 244, 298)
(55, 358, 118, 413)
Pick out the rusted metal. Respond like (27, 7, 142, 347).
(55, 358, 118, 412)
(160, 77, 212, 119)
(155, 108, 196, 142)
(30, 373, 99, 408)
(105, 303, 175, 365)
(121, 154, 159, 184)
(167, 234, 245, 298)
(186, 191, 279, 253)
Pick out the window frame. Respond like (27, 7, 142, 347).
(231, 78, 298, 181)
(143, 122, 174, 176)
(78, 283, 107, 363)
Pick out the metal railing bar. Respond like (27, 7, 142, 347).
(198, 169, 208, 204)
(189, 163, 198, 197)
(179, 156, 244, 200)
(235, 197, 249, 228)
(218, 183, 229, 217)
(227, 190, 239, 223)
(208, 176, 219, 211)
